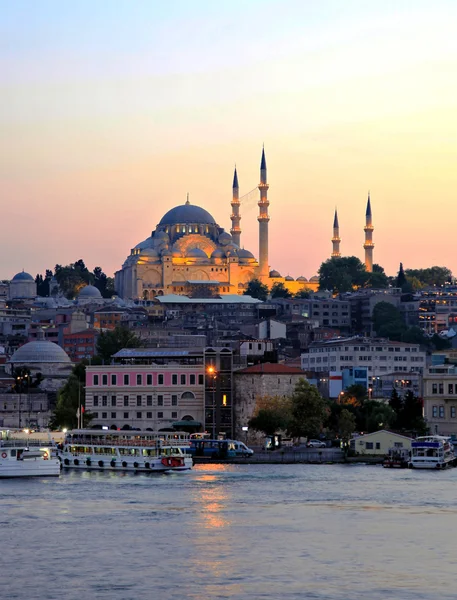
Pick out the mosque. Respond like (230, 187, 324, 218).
(115, 149, 319, 300)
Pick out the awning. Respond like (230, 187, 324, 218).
(172, 420, 202, 428)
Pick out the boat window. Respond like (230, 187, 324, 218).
(11, 450, 16, 457)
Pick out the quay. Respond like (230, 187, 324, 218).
(193, 449, 383, 465)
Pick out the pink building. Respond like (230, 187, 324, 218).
(85, 348, 205, 431)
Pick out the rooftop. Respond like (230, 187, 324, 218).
(236, 362, 306, 375)
(156, 294, 262, 305)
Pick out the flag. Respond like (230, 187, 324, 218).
(76, 408, 80, 418)
(81, 406, 85, 414)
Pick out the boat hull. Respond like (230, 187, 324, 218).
(0, 459, 61, 478)
(58, 454, 193, 473)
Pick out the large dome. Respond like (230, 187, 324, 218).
(10, 340, 71, 364)
(12, 271, 34, 282)
(78, 285, 102, 299)
(158, 204, 216, 226)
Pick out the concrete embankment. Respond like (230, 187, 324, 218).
(193, 451, 384, 465)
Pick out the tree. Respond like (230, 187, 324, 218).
(294, 288, 312, 299)
(401, 391, 427, 434)
(93, 266, 116, 298)
(244, 278, 269, 301)
(363, 401, 396, 433)
(372, 301, 407, 340)
(96, 326, 144, 362)
(49, 362, 94, 430)
(318, 256, 368, 293)
(389, 388, 403, 423)
(287, 378, 328, 439)
(342, 384, 367, 407)
(366, 264, 389, 289)
(248, 409, 289, 437)
(270, 282, 292, 299)
(396, 262, 407, 289)
(338, 409, 356, 453)
(405, 266, 452, 287)
(401, 326, 426, 345)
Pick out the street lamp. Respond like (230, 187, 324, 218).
(207, 366, 217, 439)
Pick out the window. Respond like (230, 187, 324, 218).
(439, 406, 445, 418)
(137, 374, 142, 386)
(111, 412, 116, 419)
(111, 374, 117, 385)
(136, 412, 142, 419)
(102, 412, 107, 419)
(365, 442, 373, 450)
(198, 374, 204, 385)
(172, 374, 178, 385)
(432, 406, 438, 418)
(158, 374, 164, 385)
(172, 395, 178, 406)
(147, 395, 152, 406)
(93, 395, 99, 407)
(102, 374, 108, 386)
(92, 412, 98, 418)
(147, 412, 152, 419)
(136, 395, 142, 406)
(111, 396, 116, 407)
(157, 395, 163, 406)
(123, 395, 129, 407)
(158, 411, 163, 419)
(432, 383, 438, 394)
(102, 396, 108, 407)
(451, 407, 456, 418)
(190, 374, 196, 385)
(180, 374, 186, 385)
(394, 442, 404, 448)
(147, 374, 153, 385)
(439, 383, 444, 394)
(449, 384, 454, 395)
(93, 375, 99, 386)
(375, 442, 380, 450)
(172, 411, 178, 419)
(123, 412, 129, 419)
(124, 374, 129, 385)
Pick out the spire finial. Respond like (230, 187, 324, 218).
(186, 193, 190, 205)
(333, 208, 339, 229)
(366, 191, 372, 217)
(232, 166, 239, 189)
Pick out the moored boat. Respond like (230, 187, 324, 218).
(383, 447, 410, 468)
(0, 438, 60, 478)
(409, 435, 456, 469)
(58, 429, 192, 473)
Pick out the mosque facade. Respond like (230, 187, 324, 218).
(115, 149, 318, 300)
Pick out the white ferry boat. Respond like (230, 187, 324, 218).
(409, 435, 456, 469)
(0, 435, 60, 478)
(58, 429, 192, 473)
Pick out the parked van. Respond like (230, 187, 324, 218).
(231, 441, 254, 457)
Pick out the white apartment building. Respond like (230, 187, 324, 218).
(301, 337, 426, 378)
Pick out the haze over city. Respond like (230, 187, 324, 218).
(2, 0, 456, 280)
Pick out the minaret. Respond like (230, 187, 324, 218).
(331, 209, 341, 257)
(363, 192, 374, 272)
(257, 147, 270, 280)
(230, 167, 241, 247)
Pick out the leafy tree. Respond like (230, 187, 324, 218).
(35, 269, 54, 297)
(342, 384, 367, 407)
(294, 288, 312, 299)
(338, 409, 356, 452)
(389, 388, 403, 420)
(96, 326, 144, 361)
(405, 266, 452, 287)
(372, 301, 407, 340)
(401, 391, 427, 434)
(366, 264, 389, 289)
(49, 362, 94, 430)
(363, 401, 396, 433)
(244, 278, 269, 301)
(401, 326, 426, 345)
(431, 334, 451, 351)
(93, 266, 116, 298)
(287, 378, 328, 439)
(270, 281, 292, 299)
(248, 408, 289, 437)
(318, 256, 368, 293)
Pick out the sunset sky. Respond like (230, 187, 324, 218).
(2, 0, 457, 282)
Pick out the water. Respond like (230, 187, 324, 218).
(1, 464, 457, 600)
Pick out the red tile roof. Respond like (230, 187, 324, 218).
(236, 362, 306, 375)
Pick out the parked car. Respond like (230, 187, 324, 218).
(306, 439, 326, 448)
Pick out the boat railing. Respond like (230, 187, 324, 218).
(66, 438, 188, 447)
(0, 438, 55, 448)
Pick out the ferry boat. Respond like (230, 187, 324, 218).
(58, 429, 193, 473)
(0, 435, 60, 478)
(409, 435, 456, 469)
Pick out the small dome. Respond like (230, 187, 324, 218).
(186, 248, 208, 259)
(297, 276, 308, 282)
(10, 340, 71, 364)
(154, 230, 169, 241)
(237, 249, 255, 260)
(141, 248, 159, 258)
(134, 237, 154, 250)
(270, 270, 282, 278)
(158, 204, 216, 226)
(285, 276, 294, 281)
(12, 271, 34, 282)
(78, 285, 102, 299)
(211, 249, 226, 259)
(218, 232, 232, 246)
(310, 275, 319, 282)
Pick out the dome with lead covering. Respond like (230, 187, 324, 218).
(159, 204, 216, 226)
(12, 271, 34, 282)
(10, 340, 71, 364)
(78, 285, 102, 299)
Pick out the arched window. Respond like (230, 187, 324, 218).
(181, 392, 195, 400)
